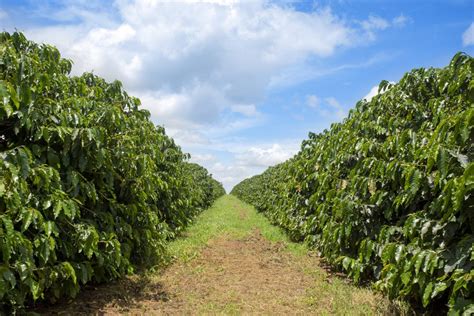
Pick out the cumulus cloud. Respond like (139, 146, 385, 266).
(363, 81, 395, 101)
(181, 136, 300, 191)
(231, 104, 260, 117)
(22, 0, 389, 131)
(306, 95, 320, 108)
(208, 163, 253, 192)
(136, 83, 228, 128)
(392, 14, 411, 27)
(306, 95, 346, 120)
(362, 15, 390, 31)
(207, 141, 299, 191)
(325, 97, 340, 108)
(166, 128, 211, 146)
(11, 1, 401, 187)
(236, 143, 294, 167)
(325, 97, 346, 119)
(363, 85, 380, 101)
(190, 153, 216, 165)
(360, 14, 411, 40)
(462, 22, 474, 47)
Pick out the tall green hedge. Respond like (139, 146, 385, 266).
(232, 53, 473, 314)
(0, 32, 224, 312)
(185, 162, 226, 211)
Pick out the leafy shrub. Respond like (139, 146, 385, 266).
(232, 53, 473, 314)
(0, 32, 224, 312)
(185, 163, 226, 210)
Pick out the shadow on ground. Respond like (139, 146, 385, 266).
(32, 274, 170, 315)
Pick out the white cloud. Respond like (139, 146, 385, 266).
(22, 1, 380, 132)
(306, 95, 346, 120)
(182, 137, 300, 191)
(462, 22, 474, 47)
(20, 2, 402, 133)
(324, 97, 346, 119)
(306, 95, 320, 108)
(231, 104, 260, 117)
(363, 85, 379, 101)
(392, 13, 413, 27)
(15, 1, 400, 188)
(363, 81, 395, 101)
(190, 154, 216, 165)
(209, 163, 254, 192)
(362, 15, 390, 31)
(325, 97, 340, 108)
(236, 143, 294, 167)
(392, 14, 411, 27)
(136, 83, 228, 129)
(166, 128, 211, 146)
(359, 14, 410, 41)
(208, 141, 299, 191)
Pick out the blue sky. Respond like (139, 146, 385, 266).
(1, 0, 473, 190)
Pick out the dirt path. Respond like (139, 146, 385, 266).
(152, 230, 326, 314)
(35, 196, 403, 315)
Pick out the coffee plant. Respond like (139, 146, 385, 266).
(232, 53, 473, 314)
(184, 163, 226, 211)
(0, 32, 224, 312)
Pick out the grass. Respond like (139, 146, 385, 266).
(167, 194, 307, 262)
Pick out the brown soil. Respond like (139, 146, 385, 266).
(152, 231, 318, 315)
(34, 230, 391, 315)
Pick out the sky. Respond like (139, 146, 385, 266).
(1, 0, 473, 191)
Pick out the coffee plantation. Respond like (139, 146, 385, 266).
(232, 53, 473, 314)
(0, 32, 225, 312)
(1, 31, 473, 314)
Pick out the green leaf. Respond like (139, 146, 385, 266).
(401, 271, 411, 285)
(461, 304, 474, 316)
(423, 282, 434, 307)
(17, 263, 30, 282)
(61, 262, 77, 285)
(20, 207, 34, 232)
(1, 266, 16, 289)
(381, 243, 396, 262)
(7, 82, 19, 109)
(437, 147, 449, 179)
(17, 148, 31, 178)
(415, 251, 425, 275)
(53, 201, 62, 219)
(42, 127, 51, 143)
(431, 282, 448, 299)
(452, 276, 467, 294)
(3, 103, 13, 117)
(47, 150, 60, 168)
(43, 221, 57, 237)
(405, 167, 422, 196)
(342, 257, 352, 270)
(394, 244, 404, 262)
(26, 278, 40, 300)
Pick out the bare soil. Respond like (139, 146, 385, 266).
(153, 230, 320, 315)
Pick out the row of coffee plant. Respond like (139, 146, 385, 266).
(232, 53, 473, 314)
(0, 32, 225, 312)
